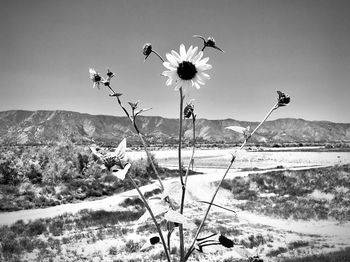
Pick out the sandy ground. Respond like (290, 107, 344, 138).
(1, 149, 350, 261)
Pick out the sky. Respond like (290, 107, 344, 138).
(1, 0, 350, 123)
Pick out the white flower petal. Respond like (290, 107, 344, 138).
(194, 82, 201, 89)
(188, 46, 198, 61)
(166, 53, 178, 67)
(179, 44, 186, 60)
(197, 72, 210, 83)
(171, 50, 182, 62)
(195, 75, 206, 85)
(166, 78, 173, 86)
(202, 72, 210, 79)
(197, 57, 210, 66)
(186, 45, 193, 60)
(163, 62, 176, 70)
(197, 63, 212, 71)
(192, 51, 204, 64)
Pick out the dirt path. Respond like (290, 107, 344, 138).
(0, 165, 349, 254)
(0, 166, 320, 226)
(184, 167, 350, 247)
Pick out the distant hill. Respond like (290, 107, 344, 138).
(0, 110, 349, 146)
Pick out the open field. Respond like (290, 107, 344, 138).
(1, 148, 350, 261)
(129, 147, 350, 169)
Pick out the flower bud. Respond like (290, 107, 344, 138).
(184, 103, 194, 119)
(206, 37, 216, 47)
(107, 69, 115, 79)
(143, 43, 152, 57)
(277, 91, 290, 106)
(128, 101, 139, 110)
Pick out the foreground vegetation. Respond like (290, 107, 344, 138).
(220, 164, 350, 221)
(0, 143, 184, 212)
(279, 247, 350, 262)
(1, 163, 349, 261)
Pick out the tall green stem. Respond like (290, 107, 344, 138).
(184, 103, 279, 261)
(178, 87, 185, 261)
(181, 115, 196, 218)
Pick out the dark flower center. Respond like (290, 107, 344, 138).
(177, 61, 197, 80)
(94, 74, 102, 82)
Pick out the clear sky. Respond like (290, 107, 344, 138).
(1, 0, 350, 122)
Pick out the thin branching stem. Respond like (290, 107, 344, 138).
(126, 173, 171, 262)
(132, 110, 165, 191)
(106, 85, 164, 191)
(184, 102, 279, 261)
(178, 87, 185, 262)
(151, 50, 165, 63)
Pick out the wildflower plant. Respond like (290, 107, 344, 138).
(89, 34, 290, 262)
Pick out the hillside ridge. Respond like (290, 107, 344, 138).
(1, 110, 349, 145)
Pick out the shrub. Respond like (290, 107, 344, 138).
(124, 239, 141, 253)
(1, 231, 22, 256)
(49, 220, 64, 236)
(26, 220, 47, 236)
(266, 246, 288, 257)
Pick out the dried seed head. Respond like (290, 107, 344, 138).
(277, 91, 291, 106)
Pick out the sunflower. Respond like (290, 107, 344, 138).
(162, 44, 212, 90)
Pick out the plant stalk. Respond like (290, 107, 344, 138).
(151, 50, 165, 63)
(179, 114, 196, 254)
(107, 85, 164, 191)
(178, 87, 185, 262)
(184, 103, 279, 261)
(184, 115, 196, 185)
(126, 173, 171, 262)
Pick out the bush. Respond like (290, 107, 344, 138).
(1, 231, 22, 256)
(124, 239, 141, 253)
(26, 220, 47, 236)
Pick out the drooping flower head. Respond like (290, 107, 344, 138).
(143, 43, 153, 60)
(162, 44, 212, 90)
(193, 35, 224, 52)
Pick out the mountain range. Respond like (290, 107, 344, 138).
(0, 110, 349, 146)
